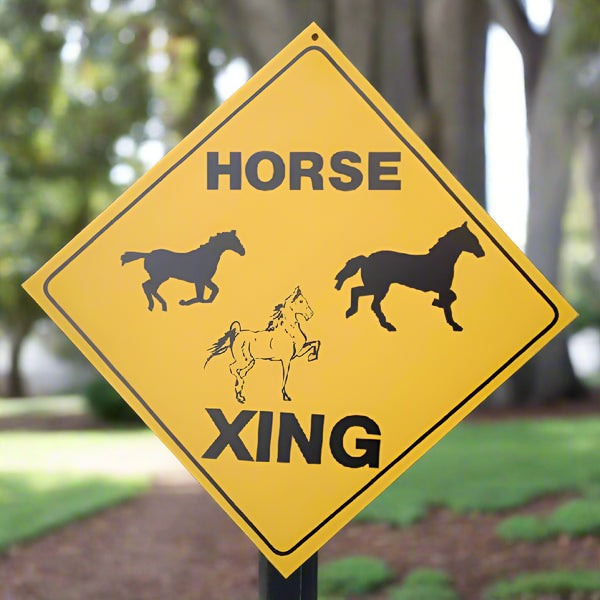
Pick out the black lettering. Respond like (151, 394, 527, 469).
(245, 151, 285, 191)
(368, 151, 401, 190)
(202, 408, 255, 461)
(329, 415, 381, 468)
(207, 151, 242, 190)
(290, 152, 324, 190)
(277, 413, 324, 464)
(329, 151, 363, 191)
(256, 411, 273, 462)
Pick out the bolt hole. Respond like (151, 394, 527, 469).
(311, 33, 318, 41)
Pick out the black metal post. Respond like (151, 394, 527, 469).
(259, 552, 318, 600)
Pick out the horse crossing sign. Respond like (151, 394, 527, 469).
(24, 24, 576, 577)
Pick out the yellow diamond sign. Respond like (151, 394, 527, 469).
(24, 24, 576, 576)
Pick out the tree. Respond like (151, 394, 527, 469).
(0, 0, 218, 395)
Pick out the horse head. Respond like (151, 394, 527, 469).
(458, 222, 485, 258)
(214, 229, 245, 256)
(287, 286, 314, 321)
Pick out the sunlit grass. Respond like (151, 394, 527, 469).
(0, 472, 148, 551)
(356, 418, 600, 526)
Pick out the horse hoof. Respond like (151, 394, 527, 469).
(236, 396, 245, 404)
(345, 309, 356, 318)
(432, 298, 441, 307)
(452, 324, 463, 332)
(179, 299, 187, 306)
(161, 306, 167, 312)
(385, 324, 396, 332)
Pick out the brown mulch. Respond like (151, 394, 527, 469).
(1, 483, 600, 600)
(2, 398, 600, 600)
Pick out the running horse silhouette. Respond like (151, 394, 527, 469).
(335, 222, 485, 332)
(204, 287, 320, 404)
(120, 230, 245, 312)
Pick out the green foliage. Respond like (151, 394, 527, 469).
(485, 570, 600, 599)
(84, 378, 142, 424)
(319, 556, 393, 595)
(564, 0, 600, 54)
(355, 420, 600, 527)
(389, 568, 460, 600)
(498, 498, 600, 542)
(496, 515, 551, 542)
(0, 0, 222, 395)
(0, 472, 147, 552)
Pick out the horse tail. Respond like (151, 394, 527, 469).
(121, 251, 148, 266)
(334, 256, 367, 290)
(204, 321, 240, 368)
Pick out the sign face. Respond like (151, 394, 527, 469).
(24, 24, 576, 576)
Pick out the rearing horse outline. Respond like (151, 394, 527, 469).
(121, 230, 245, 312)
(335, 222, 485, 332)
(204, 287, 320, 404)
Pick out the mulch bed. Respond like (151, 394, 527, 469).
(2, 483, 600, 600)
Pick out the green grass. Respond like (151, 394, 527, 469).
(0, 472, 147, 551)
(388, 569, 461, 600)
(0, 428, 164, 551)
(485, 570, 600, 598)
(498, 498, 600, 542)
(356, 419, 600, 526)
(318, 556, 393, 595)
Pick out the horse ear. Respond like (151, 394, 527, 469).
(462, 221, 468, 228)
(231, 229, 236, 234)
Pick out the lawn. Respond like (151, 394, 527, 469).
(3, 398, 600, 598)
(356, 417, 600, 525)
(0, 398, 185, 552)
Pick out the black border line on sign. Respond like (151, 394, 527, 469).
(43, 45, 559, 556)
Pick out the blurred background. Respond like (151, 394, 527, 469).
(2, 1, 600, 599)
(1, 0, 599, 405)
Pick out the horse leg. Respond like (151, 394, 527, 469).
(180, 281, 219, 306)
(296, 340, 320, 362)
(203, 281, 219, 303)
(281, 360, 292, 401)
(180, 282, 205, 306)
(142, 279, 155, 311)
(229, 358, 253, 404)
(346, 286, 370, 318)
(436, 289, 462, 331)
(371, 291, 396, 332)
(143, 278, 167, 312)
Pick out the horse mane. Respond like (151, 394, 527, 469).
(207, 231, 228, 245)
(429, 226, 462, 253)
(265, 288, 301, 331)
(266, 303, 285, 331)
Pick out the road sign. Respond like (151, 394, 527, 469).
(24, 23, 576, 576)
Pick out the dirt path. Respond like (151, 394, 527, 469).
(2, 480, 600, 600)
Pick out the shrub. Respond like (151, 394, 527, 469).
(485, 570, 600, 599)
(84, 379, 142, 424)
(388, 568, 460, 600)
(319, 555, 393, 595)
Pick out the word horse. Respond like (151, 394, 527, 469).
(205, 287, 320, 403)
(121, 230, 245, 311)
(335, 222, 485, 332)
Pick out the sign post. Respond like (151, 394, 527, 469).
(24, 22, 576, 588)
(259, 553, 318, 600)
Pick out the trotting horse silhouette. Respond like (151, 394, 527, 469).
(121, 230, 245, 312)
(335, 222, 485, 332)
(204, 287, 320, 404)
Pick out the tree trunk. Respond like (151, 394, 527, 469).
(421, 0, 489, 206)
(524, 6, 585, 403)
(7, 325, 29, 398)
